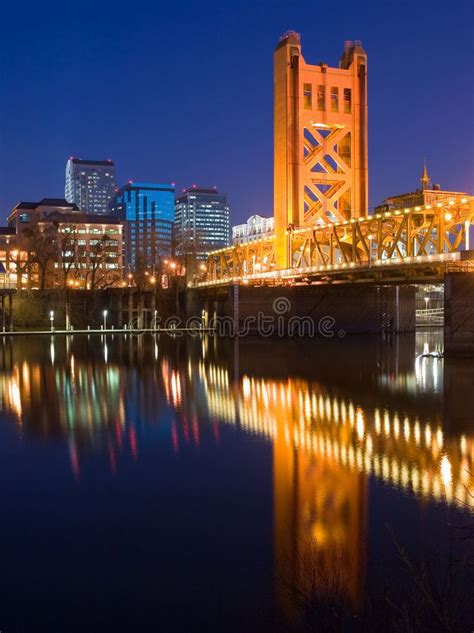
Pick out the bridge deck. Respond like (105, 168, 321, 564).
(196, 199, 474, 289)
(193, 250, 474, 289)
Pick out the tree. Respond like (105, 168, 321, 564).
(8, 250, 34, 289)
(56, 223, 81, 288)
(86, 234, 120, 289)
(22, 224, 57, 289)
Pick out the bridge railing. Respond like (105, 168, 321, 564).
(415, 308, 444, 326)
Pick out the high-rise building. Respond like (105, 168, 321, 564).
(109, 182, 175, 271)
(65, 158, 116, 214)
(174, 186, 230, 260)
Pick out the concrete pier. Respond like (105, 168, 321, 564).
(444, 273, 474, 356)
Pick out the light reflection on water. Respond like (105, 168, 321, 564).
(1, 333, 473, 500)
(0, 331, 472, 629)
(3, 331, 468, 507)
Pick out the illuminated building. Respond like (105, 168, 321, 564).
(375, 161, 471, 212)
(6, 199, 123, 288)
(65, 157, 116, 215)
(110, 182, 174, 271)
(373, 163, 473, 256)
(202, 35, 472, 287)
(174, 186, 230, 260)
(274, 33, 368, 267)
(0, 226, 27, 288)
(232, 214, 274, 245)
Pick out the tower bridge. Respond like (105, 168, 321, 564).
(189, 33, 474, 353)
(193, 32, 473, 288)
(201, 199, 473, 287)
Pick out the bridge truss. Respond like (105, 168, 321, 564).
(197, 199, 474, 287)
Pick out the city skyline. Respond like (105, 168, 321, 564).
(0, 0, 472, 226)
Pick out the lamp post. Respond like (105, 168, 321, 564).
(103, 309, 108, 331)
(49, 310, 54, 332)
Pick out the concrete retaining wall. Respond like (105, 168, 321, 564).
(11, 288, 179, 331)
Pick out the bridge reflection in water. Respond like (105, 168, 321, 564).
(0, 332, 472, 615)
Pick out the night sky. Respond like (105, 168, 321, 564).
(0, 0, 472, 225)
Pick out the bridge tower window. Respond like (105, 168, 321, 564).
(330, 87, 339, 112)
(343, 88, 352, 113)
(317, 85, 325, 111)
(303, 83, 312, 109)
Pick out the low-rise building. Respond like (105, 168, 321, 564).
(375, 163, 470, 212)
(232, 214, 274, 245)
(4, 198, 123, 289)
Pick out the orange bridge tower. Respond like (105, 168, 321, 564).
(274, 32, 368, 268)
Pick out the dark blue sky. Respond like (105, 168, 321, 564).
(0, 0, 472, 224)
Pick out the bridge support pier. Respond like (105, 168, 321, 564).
(444, 273, 474, 356)
(191, 284, 416, 336)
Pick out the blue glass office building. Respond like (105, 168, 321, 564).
(110, 182, 175, 271)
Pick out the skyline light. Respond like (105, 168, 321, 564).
(0, 1, 472, 225)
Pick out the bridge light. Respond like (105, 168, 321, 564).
(461, 198, 467, 203)
(415, 206, 421, 211)
(425, 204, 431, 209)
(444, 212, 452, 221)
(404, 208, 410, 213)
(437, 202, 443, 207)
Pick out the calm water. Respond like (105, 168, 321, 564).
(0, 331, 472, 632)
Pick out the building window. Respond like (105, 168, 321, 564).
(303, 83, 312, 109)
(19, 213, 30, 223)
(343, 88, 352, 113)
(317, 85, 325, 111)
(330, 87, 339, 112)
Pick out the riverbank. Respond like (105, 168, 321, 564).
(6, 287, 184, 331)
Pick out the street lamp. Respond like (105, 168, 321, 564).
(424, 297, 430, 310)
(103, 309, 108, 330)
(49, 310, 54, 332)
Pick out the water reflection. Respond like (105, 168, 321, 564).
(0, 333, 472, 505)
(0, 332, 472, 618)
